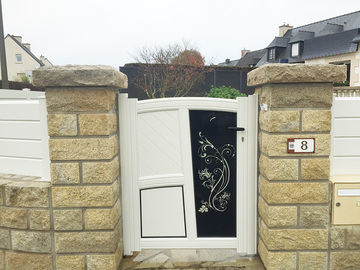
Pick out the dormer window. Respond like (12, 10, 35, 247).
(291, 43, 300, 57)
(269, 48, 276, 60)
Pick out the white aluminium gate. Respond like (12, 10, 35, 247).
(119, 94, 258, 255)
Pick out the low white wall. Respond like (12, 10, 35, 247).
(0, 89, 50, 180)
(331, 96, 360, 175)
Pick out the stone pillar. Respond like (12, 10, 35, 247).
(33, 65, 127, 270)
(248, 64, 346, 270)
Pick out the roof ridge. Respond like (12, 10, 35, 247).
(8, 34, 44, 66)
(292, 10, 360, 30)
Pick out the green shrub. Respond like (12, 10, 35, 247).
(205, 85, 246, 99)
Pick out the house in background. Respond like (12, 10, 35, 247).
(221, 10, 360, 86)
(218, 49, 266, 67)
(0, 34, 53, 83)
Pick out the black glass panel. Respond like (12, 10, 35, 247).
(189, 110, 237, 238)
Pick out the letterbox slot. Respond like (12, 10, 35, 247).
(338, 189, 360, 196)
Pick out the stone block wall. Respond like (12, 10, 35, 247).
(0, 66, 127, 270)
(0, 174, 52, 270)
(248, 64, 360, 270)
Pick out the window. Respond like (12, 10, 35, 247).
(16, 54, 22, 63)
(291, 43, 299, 57)
(269, 48, 275, 60)
(25, 70, 32, 78)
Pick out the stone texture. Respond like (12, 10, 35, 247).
(299, 206, 329, 227)
(45, 88, 117, 113)
(258, 239, 296, 270)
(256, 83, 333, 109)
(171, 249, 199, 267)
(87, 254, 117, 270)
(261, 133, 331, 157)
(247, 63, 347, 86)
(49, 136, 118, 161)
(56, 255, 85, 270)
(301, 158, 330, 180)
(12, 231, 51, 253)
(51, 162, 80, 184)
(260, 176, 329, 204)
(0, 207, 27, 229)
(0, 250, 3, 270)
(302, 110, 332, 132)
(330, 252, 360, 270)
(0, 229, 10, 249)
(299, 252, 327, 270)
(79, 113, 117, 136)
(29, 209, 51, 230)
(5, 181, 50, 207)
(33, 65, 128, 88)
(198, 249, 238, 261)
(259, 110, 300, 132)
(6, 252, 52, 270)
(52, 180, 119, 207)
(55, 226, 120, 253)
(260, 221, 328, 250)
(330, 227, 346, 249)
(346, 226, 360, 249)
(258, 197, 297, 227)
(82, 157, 119, 184)
(85, 200, 121, 230)
(259, 155, 298, 181)
(47, 114, 77, 136)
(54, 210, 83, 231)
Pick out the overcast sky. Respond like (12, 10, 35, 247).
(2, 0, 359, 68)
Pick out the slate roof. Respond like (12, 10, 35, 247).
(218, 59, 240, 66)
(236, 49, 267, 67)
(7, 35, 45, 67)
(303, 29, 359, 59)
(258, 10, 360, 65)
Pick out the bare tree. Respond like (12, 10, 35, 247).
(132, 42, 207, 98)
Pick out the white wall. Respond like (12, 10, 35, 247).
(0, 89, 50, 180)
(0, 37, 42, 82)
(331, 97, 360, 175)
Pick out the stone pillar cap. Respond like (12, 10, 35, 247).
(247, 63, 347, 86)
(33, 65, 128, 89)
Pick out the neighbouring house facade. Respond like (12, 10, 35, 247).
(223, 10, 360, 86)
(0, 35, 53, 83)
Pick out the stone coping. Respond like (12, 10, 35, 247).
(33, 65, 128, 89)
(247, 64, 347, 86)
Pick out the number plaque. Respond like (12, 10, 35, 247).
(287, 138, 315, 154)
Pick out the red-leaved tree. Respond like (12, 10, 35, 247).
(132, 42, 208, 98)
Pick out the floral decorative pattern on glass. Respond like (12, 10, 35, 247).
(197, 132, 235, 213)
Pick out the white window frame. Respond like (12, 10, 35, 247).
(16, 54, 22, 63)
(291, 43, 299, 57)
(269, 48, 275, 60)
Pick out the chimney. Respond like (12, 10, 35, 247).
(241, 49, 250, 58)
(13, 35, 22, 44)
(23, 43, 31, 51)
(279, 24, 293, 37)
(40, 55, 45, 62)
(225, 59, 230, 64)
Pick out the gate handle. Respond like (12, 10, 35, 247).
(228, 127, 245, 131)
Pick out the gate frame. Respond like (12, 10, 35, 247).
(119, 94, 258, 255)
